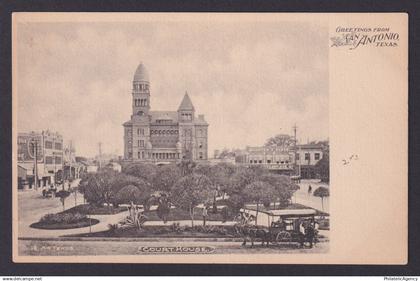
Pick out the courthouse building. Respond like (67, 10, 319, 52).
(123, 63, 209, 162)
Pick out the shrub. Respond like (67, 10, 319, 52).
(170, 222, 182, 233)
(119, 208, 147, 231)
(108, 223, 119, 233)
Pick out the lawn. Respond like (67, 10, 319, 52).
(68, 224, 238, 238)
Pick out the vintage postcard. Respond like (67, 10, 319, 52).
(12, 13, 407, 264)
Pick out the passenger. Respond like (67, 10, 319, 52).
(299, 220, 306, 248)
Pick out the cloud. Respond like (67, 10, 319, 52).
(16, 20, 328, 157)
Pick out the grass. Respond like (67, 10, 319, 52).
(30, 218, 100, 230)
(61, 204, 127, 215)
(68, 224, 238, 238)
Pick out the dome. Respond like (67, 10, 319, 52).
(133, 63, 149, 82)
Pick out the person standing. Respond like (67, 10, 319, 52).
(299, 220, 306, 248)
(305, 223, 315, 248)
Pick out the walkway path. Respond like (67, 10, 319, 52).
(18, 179, 330, 239)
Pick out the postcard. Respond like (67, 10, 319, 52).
(12, 12, 407, 264)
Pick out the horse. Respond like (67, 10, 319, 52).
(234, 223, 271, 247)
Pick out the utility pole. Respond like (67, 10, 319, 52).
(292, 124, 300, 177)
(31, 138, 39, 190)
(69, 140, 73, 180)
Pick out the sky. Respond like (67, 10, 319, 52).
(16, 19, 328, 157)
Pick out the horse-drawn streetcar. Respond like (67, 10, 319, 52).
(236, 208, 319, 247)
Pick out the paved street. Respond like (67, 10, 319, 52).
(18, 180, 131, 238)
(18, 238, 329, 256)
(293, 179, 329, 213)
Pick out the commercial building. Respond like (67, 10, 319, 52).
(291, 144, 325, 179)
(123, 63, 209, 163)
(17, 130, 63, 189)
(235, 146, 296, 174)
(293, 144, 324, 166)
(235, 143, 326, 178)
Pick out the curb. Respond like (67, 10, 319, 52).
(19, 236, 329, 243)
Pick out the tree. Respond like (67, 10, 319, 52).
(55, 190, 71, 211)
(170, 174, 214, 227)
(114, 185, 146, 206)
(259, 174, 299, 208)
(77, 174, 90, 204)
(82, 169, 119, 207)
(227, 166, 266, 195)
(193, 163, 235, 212)
(242, 181, 276, 225)
(315, 151, 329, 183)
(122, 163, 157, 184)
(210, 163, 236, 199)
(313, 186, 330, 211)
(153, 164, 182, 192)
(265, 134, 293, 148)
(178, 160, 197, 176)
(110, 173, 150, 208)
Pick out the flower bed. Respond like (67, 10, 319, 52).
(30, 212, 100, 230)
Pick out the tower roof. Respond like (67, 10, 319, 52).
(133, 62, 149, 82)
(178, 92, 195, 111)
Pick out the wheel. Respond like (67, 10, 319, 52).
(276, 231, 292, 242)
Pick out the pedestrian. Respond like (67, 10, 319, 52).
(305, 223, 315, 248)
(308, 185, 312, 194)
(202, 206, 208, 226)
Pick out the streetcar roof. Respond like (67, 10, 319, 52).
(240, 208, 316, 217)
(269, 209, 317, 216)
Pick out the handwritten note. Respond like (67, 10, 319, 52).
(342, 154, 359, 165)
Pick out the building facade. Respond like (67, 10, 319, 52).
(235, 146, 295, 174)
(123, 63, 209, 163)
(235, 143, 326, 177)
(17, 130, 63, 189)
(291, 144, 325, 179)
(292, 144, 324, 166)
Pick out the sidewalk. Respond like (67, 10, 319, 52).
(293, 180, 329, 213)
